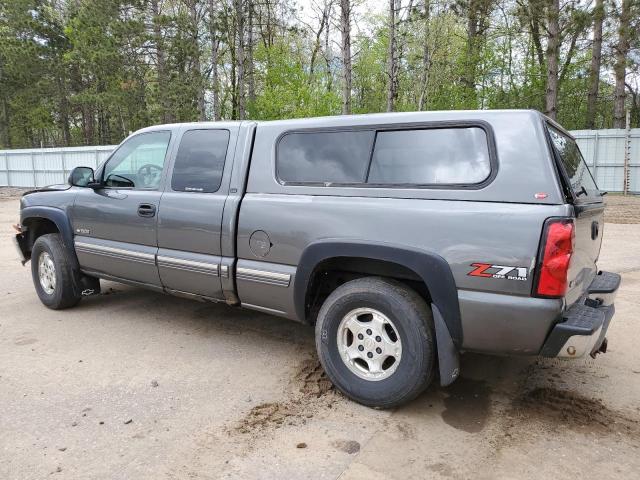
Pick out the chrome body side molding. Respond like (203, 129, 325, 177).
(157, 255, 219, 276)
(74, 241, 155, 265)
(236, 266, 291, 287)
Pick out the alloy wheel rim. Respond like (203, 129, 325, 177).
(337, 307, 402, 381)
(38, 251, 56, 295)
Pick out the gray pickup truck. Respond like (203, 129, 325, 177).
(14, 110, 620, 408)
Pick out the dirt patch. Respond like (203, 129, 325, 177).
(295, 358, 334, 398)
(0, 187, 29, 200)
(236, 402, 299, 433)
(512, 387, 639, 435)
(331, 439, 360, 454)
(605, 195, 640, 224)
(233, 358, 337, 435)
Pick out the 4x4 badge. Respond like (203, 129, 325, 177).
(468, 263, 528, 281)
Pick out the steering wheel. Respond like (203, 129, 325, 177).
(137, 163, 163, 188)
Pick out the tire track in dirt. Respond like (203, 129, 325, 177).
(232, 358, 338, 435)
(484, 361, 640, 461)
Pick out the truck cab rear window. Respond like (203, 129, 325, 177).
(172, 129, 229, 193)
(277, 126, 491, 186)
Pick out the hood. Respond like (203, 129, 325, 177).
(23, 184, 71, 196)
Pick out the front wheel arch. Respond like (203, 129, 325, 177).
(21, 206, 79, 270)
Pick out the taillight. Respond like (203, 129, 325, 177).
(535, 219, 574, 298)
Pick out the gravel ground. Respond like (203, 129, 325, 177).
(0, 187, 29, 200)
(1, 190, 639, 480)
(604, 195, 640, 224)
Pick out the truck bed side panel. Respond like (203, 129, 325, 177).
(235, 194, 566, 353)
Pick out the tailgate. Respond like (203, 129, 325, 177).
(546, 125, 604, 306)
(567, 202, 604, 305)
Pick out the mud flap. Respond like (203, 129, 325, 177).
(77, 274, 101, 296)
(432, 303, 460, 387)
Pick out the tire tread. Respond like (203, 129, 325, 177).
(315, 276, 435, 408)
(31, 233, 81, 310)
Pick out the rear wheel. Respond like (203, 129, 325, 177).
(31, 234, 82, 309)
(315, 277, 435, 408)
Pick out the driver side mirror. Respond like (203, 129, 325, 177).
(68, 166, 101, 188)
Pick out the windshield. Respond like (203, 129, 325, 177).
(547, 126, 600, 199)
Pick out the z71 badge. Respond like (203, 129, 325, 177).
(468, 263, 528, 281)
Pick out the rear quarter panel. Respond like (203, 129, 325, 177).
(237, 111, 567, 354)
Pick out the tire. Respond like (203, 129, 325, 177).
(315, 277, 435, 408)
(30, 233, 82, 310)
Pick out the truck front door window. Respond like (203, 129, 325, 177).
(102, 131, 171, 189)
(171, 129, 230, 193)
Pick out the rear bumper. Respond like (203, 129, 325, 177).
(540, 271, 620, 358)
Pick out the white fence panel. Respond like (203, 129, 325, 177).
(0, 146, 116, 188)
(0, 154, 6, 185)
(0, 129, 638, 191)
(569, 128, 638, 194)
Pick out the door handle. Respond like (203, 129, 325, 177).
(138, 203, 156, 217)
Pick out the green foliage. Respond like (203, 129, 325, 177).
(0, 0, 638, 149)
(249, 38, 340, 119)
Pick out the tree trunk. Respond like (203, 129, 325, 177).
(585, 0, 604, 129)
(340, 0, 352, 115)
(228, 10, 237, 118)
(235, 0, 245, 120)
(194, 56, 205, 121)
(627, 84, 639, 128)
(0, 59, 11, 148)
(530, 9, 545, 69)
(151, 0, 172, 123)
(82, 102, 95, 146)
(463, 0, 494, 108)
(324, 3, 333, 93)
(57, 75, 71, 146)
(545, 0, 560, 120)
(188, 0, 205, 121)
(209, 0, 221, 121)
(386, 0, 399, 112)
(418, 0, 431, 111)
(462, 0, 479, 106)
(247, 0, 255, 107)
(1, 96, 10, 148)
(309, 0, 330, 81)
(613, 0, 631, 128)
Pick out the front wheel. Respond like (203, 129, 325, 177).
(30, 234, 82, 310)
(315, 277, 435, 408)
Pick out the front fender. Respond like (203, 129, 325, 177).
(294, 239, 463, 348)
(20, 206, 79, 270)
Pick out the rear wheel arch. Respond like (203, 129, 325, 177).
(294, 240, 463, 347)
